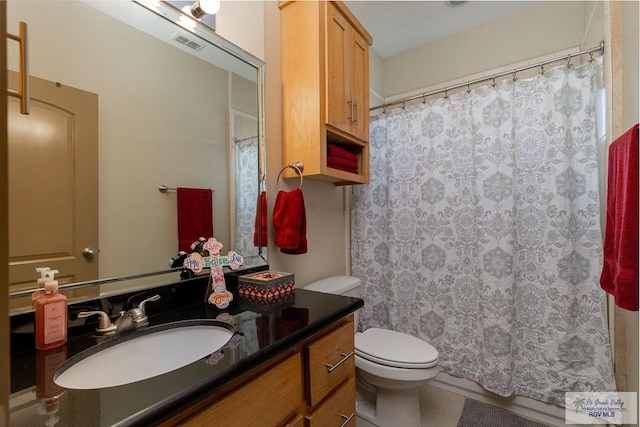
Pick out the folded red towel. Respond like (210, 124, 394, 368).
(327, 164, 359, 174)
(253, 191, 268, 246)
(273, 188, 307, 255)
(177, 187, 213, 253)
(328, 144, 358, 162)
(600, 124, 639, 311)
(327, 155, 359, 174)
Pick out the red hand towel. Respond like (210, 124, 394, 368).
(600, 124, 639, 311)
(328, 144, 358, 162)
(253, 191, 268, 246)
(177, 187, 214, 253)
(273, 188, 307, 255)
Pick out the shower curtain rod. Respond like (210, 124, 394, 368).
(371, 41, 604, 112)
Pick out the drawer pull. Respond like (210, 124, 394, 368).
(339, 412, 355, 427)
(325, 351, 353, 373)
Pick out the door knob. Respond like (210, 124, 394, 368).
(82, 247, 97, 258)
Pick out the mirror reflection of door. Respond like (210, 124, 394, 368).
(229, 109, 259, 258)
(8, 72, 98, 306)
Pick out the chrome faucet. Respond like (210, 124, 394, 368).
(78, 295, 161, 336)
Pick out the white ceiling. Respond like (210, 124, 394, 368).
(344, 1, 538, 58)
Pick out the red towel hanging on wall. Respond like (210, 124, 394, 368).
(177, 187, 214, 253)
(272, 188, 307, 255)
(600, 124, 639, 311)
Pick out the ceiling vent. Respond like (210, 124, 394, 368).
(172, 33, 205, 51)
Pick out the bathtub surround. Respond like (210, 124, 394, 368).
(351, 59, 615, 405)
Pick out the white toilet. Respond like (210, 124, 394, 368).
(304, 276, 440, 427)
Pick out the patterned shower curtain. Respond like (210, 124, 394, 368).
(350, 60, 615, 405)
(234, 136, 259, 256)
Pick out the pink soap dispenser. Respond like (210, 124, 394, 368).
(32, 267, 53, 308)
(34, 270, 68, 351)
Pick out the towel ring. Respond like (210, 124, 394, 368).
(277, 162, 304, 191)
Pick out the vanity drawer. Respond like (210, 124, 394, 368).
(306, 378, 356, 427)
(305, 318, 355, 406)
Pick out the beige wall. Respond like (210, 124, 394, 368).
(380, 1, 589, 98)
(369, 48, 384, 107)
(217, 1, 265, 60)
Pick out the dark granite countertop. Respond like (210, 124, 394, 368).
(9, 274, 363, 426)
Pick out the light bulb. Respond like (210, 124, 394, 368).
(199, 0, 220, 15)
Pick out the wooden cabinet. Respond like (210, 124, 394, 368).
(164, 316, 356, 427)
(177, 353, 303, 427)
(280, 1, 372, 185)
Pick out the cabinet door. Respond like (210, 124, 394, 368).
(180, 354, 303, 426)
(326, 3, 350, 134)
(348, 29, 369, 142)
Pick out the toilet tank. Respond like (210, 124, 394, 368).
(304, 276, 362, 332)
(304, 275, 361, 297)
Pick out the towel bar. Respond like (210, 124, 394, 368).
(158, 185, 214, 193)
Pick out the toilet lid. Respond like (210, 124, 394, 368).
(355, 328, 439, 369)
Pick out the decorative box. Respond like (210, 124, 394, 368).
(238, 271, 295, 300)
(239, 291, 296, 314)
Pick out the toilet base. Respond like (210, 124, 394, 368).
(355, 384, 421, 427)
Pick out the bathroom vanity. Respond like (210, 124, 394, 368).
(9, 275, 362, 426)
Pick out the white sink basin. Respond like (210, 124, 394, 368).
(54, 319, 234, 389)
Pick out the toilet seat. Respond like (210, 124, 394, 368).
(355, 328, 439, 369)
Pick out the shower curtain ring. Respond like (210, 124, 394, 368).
(491, 77, 496, 87)
(512, 71, 517, 82)
(540, 64, 545, 74)
(422, 94, 427, 104)
(444, 89, 449, 99)
(589, 51, 594, 62)
(566, 56, 572, 68)
(466, 84, 471, 93)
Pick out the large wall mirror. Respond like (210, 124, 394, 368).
(7, 0, 267, 312)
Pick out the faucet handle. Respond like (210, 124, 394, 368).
(78, 310, 117, 336)
(138, 294, 161, 316)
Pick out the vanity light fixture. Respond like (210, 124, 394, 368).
(190, 0, 220, 18)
